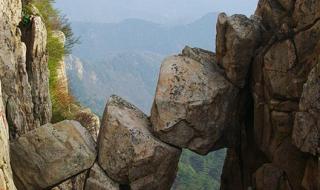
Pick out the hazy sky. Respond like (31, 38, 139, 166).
(54, 0, 259, 24)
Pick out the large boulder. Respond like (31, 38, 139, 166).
(216, 13, 261, 87)
(10, 120, 96, 190)
(85, 163, 119, 190)
(150, 47, 239, 155)
(98, 95, 181, 190)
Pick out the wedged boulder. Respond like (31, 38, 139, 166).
(150, 47, 239, 155)
(253, 164, 292, 190)
(85, 163, 119, 190)
(216, 13, 261, 87)
(98, 95, 181, 190)
(10, 120, 96, 190)
(292, 62, 320, 156)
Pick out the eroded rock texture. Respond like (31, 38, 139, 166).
(0, 81, 17, 190)
(98, 95, 181, 190)
(216, 13, 261, 88)
(85, 163, 119, 190)
(151, 47, 239, 155)
(220, 0, 320, 189)
(22, 16, 52, 127)
(10, 120, 96, 190)
(0, 0, 51, 138)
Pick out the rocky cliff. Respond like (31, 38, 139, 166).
(0, 0, 319, 190)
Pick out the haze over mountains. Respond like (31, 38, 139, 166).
(66, 12, 218, 114)
(55, 0, 258, 24)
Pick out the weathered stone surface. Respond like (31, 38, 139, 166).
(216, 13, 261, 87)
(22, 16, 52, 126)
(98, 95, 181, 190)
(0, 81, 17, 190)
(293, 0, 320, 29)
(292, 62, 320, 156)
(221, 0, 320, 189)
(253, 164, 292, 190)
(0, 0, 36, 137)
(11, 120, 96, 190)
(151, 47, 239, 155)
(85, 163, 119, 190)
(51, 171, 88, 190)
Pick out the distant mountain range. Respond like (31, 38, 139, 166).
(66, 12, 225, 190)
(67, 12, 218, 114)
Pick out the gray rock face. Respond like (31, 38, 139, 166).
(0, 0, 35, 137)
(85, 163, 119, 190)
(98, 95, 181, 190)
(22, 16, 52, 126)
(0, 80, 17, 190)
(292, 62, 320, 156)
(150, 47, 239, 155)
(216, 13, 261, 88)
(10, 120, 96, 190)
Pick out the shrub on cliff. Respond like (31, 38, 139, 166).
(23, 0, 79, 122)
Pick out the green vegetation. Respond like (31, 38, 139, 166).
(22, 0, 78, 122)
(173, 149, 226, 190)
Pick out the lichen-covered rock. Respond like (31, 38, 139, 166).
(216, 13, 261, 87)
(85, 163, 119, 190)
(10, 120, 96, 190)
(0, 80, 17, 190)
(151, 47, 239, 155)
(98, 95, 181, 190)
(292, 62, 320, 156)
(22, 16, 52, 126)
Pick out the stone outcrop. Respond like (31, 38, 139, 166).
(0, 0, 35, 137)
(0, 81, 17, 190)
(98, 95, 181, 190)
(216, 13, 261, 88)
(85, 163, 119, 190)
(219, 0, 320, 189)
(22, 16, 52, 127)
(52, 31, 69, 96)
(151, 47, 239, 155)
(292, 62, 320, 156)
(10, 120, 96, 190)
(0, 0, 319, 189)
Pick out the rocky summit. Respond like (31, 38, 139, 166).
(0, 0, 319, 190)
